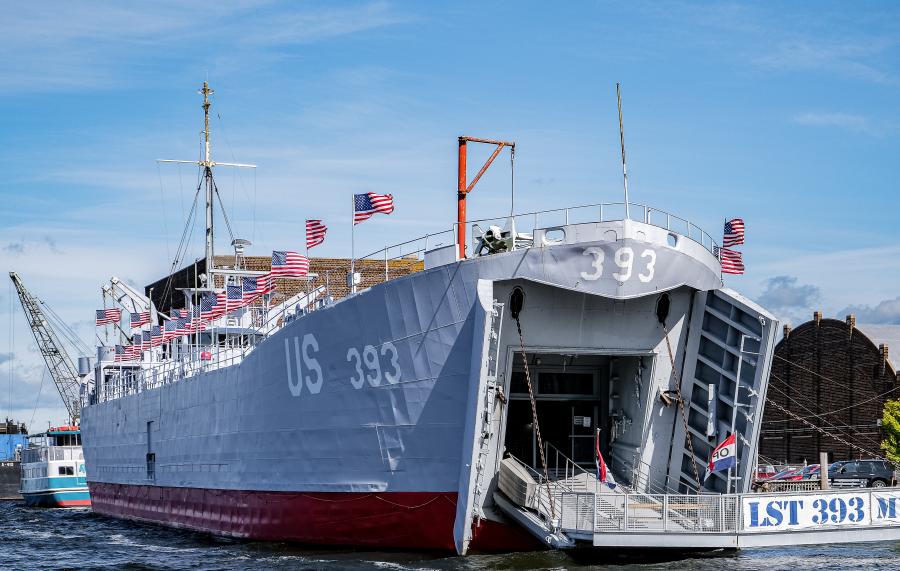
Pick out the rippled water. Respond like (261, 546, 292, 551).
(4, 500, 900, 570)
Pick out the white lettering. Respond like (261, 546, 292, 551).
(302, 334, 323, 394)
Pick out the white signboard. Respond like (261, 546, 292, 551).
(742, 491, 900, 532)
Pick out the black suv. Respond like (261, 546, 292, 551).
(830, 460, 894, 488)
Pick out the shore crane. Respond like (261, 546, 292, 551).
(9, 272, 84, 424)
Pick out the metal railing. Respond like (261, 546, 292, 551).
(461, 201, 719, 257)
(355, 201, 719, 279)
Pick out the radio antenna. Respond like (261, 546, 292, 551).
(617, 82, 630, 220)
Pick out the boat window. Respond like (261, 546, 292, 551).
(58, 465, 74, 476)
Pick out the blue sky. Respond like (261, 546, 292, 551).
(1, 1, 898, 426)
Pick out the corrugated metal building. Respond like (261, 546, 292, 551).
(759, 312, 900, 464)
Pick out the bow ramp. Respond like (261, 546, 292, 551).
(493, 453, 900, 550)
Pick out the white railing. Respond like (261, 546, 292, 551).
(557, 486, 900, 536)
(460, 201, 719, 257)
(356, 201, 719, 276)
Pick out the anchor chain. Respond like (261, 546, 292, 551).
(662, 324, 702, 491)
(513, 315, 556, 524)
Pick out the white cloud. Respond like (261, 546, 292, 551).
(839, 297, 900, 325)
(756, 275, 821, 325)
(0, 1, 409, 94)
(791, 112, 878, 135)
(754, 36, 897, 85)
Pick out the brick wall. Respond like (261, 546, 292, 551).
(760, 315, 899, 464)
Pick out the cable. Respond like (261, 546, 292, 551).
(764, 397, 895, 467)
(30, 367, 46, 427)
(157, 162, 171, 265)
(766, 375, 887, 460)
(7, 279, 13, 420)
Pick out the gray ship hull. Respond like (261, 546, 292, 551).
(81, 221, 779, 553)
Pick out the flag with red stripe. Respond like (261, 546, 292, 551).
(306, 219, 327, 249)
(715, 246, 745, 275)
(96, 308, 121, 326)
(723, 218, 745, 247)
(271, 251, 309, 277)
(354, 192, 394, 224)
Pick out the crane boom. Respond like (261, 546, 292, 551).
(9, 272, 82, 423)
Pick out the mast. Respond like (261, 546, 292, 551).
(157, 82, 256, 288)
(201, 82, 215, 282)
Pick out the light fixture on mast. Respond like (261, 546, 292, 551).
(157, 82, 256, 284)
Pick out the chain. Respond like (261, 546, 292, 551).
(764, 397, 897, 468)
(513, 316, 556, 523)
(662, 324, 702, 490)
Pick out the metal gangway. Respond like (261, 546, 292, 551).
(494, 445, 900, 550)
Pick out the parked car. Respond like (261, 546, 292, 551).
(796, 464, 821, 480)
(830, 460, 894, 488)
(756, 465, 777, 480)
(770, 467, 803, 481)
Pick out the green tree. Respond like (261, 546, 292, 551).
(881, 399, 900, 464)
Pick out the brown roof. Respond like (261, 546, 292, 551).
(146, 255, 423, 314)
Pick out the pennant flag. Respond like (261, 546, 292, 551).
(96, 308, 121, 326)
(715, 246, 745, 275)
(595, 428, 617, 490)
(705, 433, 737, 482)
(306, 219, 327, 249)
(271, 251, 310, 278)
(723, 218, 745, 248)
(354, 192, 394, 224)
(130, 311, 151, 329)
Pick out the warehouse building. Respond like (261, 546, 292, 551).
(759, 312, 899, 464)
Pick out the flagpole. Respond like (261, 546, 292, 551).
(617, 82, 630, 221)
(305, 221, 311, 305)
(350, 196, 356, 294)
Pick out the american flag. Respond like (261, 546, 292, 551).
(150, 325, 163, 347)
(163, 319, 180, 341)
(242, 274, 274, 303)
(130, 311, 150, 329)
(188, 305, 205, 333)
(354, 192, 394, 224)
(129, 334, 143, 358)
(271, 251, 310, 277)
(142, 330, 151, 350)
(96, 308, 121, 326)
(174, 317, 192, 335)
(171, 308, 187, 319)
(114, 345, 126, 362)
(222, 284, 243, 312)
(715, 246, 745, 275)
(306, 219, 327, 249)
(199, 292, 221, 320)
(723, 218, 745, 248)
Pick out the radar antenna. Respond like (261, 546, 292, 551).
(9, 272, 82, 423)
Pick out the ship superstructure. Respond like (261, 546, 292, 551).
(19, 426, 89, 507)
(78, 85, 900, 554)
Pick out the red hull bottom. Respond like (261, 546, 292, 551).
(89, 482, 542, 553)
